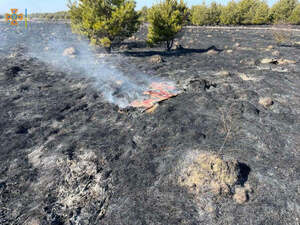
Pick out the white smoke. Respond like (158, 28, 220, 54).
(0, 21, 175, 108)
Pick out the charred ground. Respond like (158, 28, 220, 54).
(0, 22, 300, 225)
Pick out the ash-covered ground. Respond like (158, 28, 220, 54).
(0, 21, 300, 225)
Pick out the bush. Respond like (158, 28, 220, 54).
(252, 1, 270, 24)
(207, 2, 223, 25)
(236, 0, 261, 25)
(190, 4, 209, 26)
(68, 0, 140, 49)
(289, 3, 300, 24)
(190, 2, 222, 26)
(270, 0, 298, 23)
(147, 0, 188, 51)
(220, 1, 239, 25)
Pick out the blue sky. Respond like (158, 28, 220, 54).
(0, 0, 278, 14)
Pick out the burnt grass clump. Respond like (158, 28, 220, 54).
(0, 22, 300, 225)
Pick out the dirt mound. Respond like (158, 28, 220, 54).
(178, 153, 240, 196)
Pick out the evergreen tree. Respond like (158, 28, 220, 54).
(68, 0, 140, 49)
(289, 3, 300, 24)
(147, 0, 188, 51)
(207, 2, 222, 25)
(270, 0, 298, 23)
(220, 1, 239, 25)
(252, 1, 270, 24)
(190, 4, 209, 26)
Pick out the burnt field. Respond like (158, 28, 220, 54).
(0, 22, 300, 225)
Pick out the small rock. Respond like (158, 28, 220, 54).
(260, 58, 277, 64)
(267, 45, 274, 50)
(207, 35, 212, 38)
(172, 41, 184, 50)
(44, 46, 49, 51)
(233, 187, 248, 204)
(240, 58, 256, 66)
(226, 49, 233, 53)
(272, 50, 280, 56)
(216, 70, 230, 76)
(277, 59, 296, 65)
(62, 47, 77, 58)
(149, 55, 163, 64)
(128, 35, 136, 41)
(259, 97, 273, 108)
(207, 49, 218, 55)
(120, 44, 129, 51)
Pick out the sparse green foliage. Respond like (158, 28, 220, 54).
(270, 0, 298, 23)
(220, 1, 239, 25)
(289, 3, 300, 24)
(236, 0, 261, 25)
(207, 2, 222, 25)
(190, 4, 209, 26)
(147, 0, 188, 51)
(68, 0, 140, 49)
(252, 1, 270, 24)
(190, 2, 222, 25)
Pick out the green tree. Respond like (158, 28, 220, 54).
(147, 0, 188, 51)
(252, 1, 270, 24)
(289, 3, 300, 24)
(220, 1, 239, 25)
(236, 0, 261, 25)
(207, 2, 222, 25)
(68, 0, 140, 49)
(190, 4, 209, 26)
(270, 0, 298, 23)
(139, 6, 148, 23)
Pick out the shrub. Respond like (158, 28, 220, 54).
(147, 0, 188, 51)
(236, 0, 261, 25)
(68, 0, 140, 49)
(289, 3, 300, 24)
(190, 2, 222, 26)
(220, 1, 239, 25)
(270, 0, 298, 23)
(207, 2, 223, 25)
(190, 4, 209, 26)
(252, 1, 270, 24)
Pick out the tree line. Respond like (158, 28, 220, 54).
(189, 0, 300, 26)
(29, 11, 70, 20)
(68, 0, 300, 51)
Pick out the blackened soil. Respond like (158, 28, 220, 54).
(0, 22, 300, 225)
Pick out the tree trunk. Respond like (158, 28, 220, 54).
(166, 39, 174, 51)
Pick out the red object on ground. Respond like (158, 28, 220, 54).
(130, 82, 177, 109)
